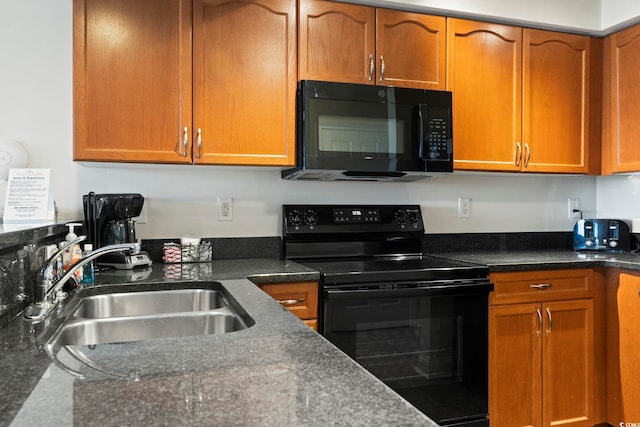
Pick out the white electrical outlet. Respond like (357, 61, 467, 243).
(567, 198, 580, 219)
(458, 197, 470, 218)
(218, 197, 233, 221)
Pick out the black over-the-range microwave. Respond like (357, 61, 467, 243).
(281, 80, 453, 181)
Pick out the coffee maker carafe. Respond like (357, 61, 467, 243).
(83, 192, 152, 269)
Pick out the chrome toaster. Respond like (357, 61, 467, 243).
(573, 218, 631, 252)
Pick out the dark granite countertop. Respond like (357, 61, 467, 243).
(431, 249, 640, 272)
(5, 246, 640, 427)
(1, 258, 436, 427)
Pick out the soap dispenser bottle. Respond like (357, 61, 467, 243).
(81, 243, 95, 285)
(64, 222, 84, 280)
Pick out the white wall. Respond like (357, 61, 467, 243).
(601, 0, 640, 31)
(0, 0, 617, 240)
(363, 0, 640, 33)
(363, 0, 602, 33)
(596, 175, 640, 231)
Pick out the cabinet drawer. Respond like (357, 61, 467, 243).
(260, 281, 318, 320)
(303, 319, 318, 331)
(490, 269, 593, 305)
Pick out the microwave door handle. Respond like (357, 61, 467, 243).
(417, 105, 425, 159)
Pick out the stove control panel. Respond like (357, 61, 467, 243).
(283, 205, 424, 233)
(333, 208, 380, 224)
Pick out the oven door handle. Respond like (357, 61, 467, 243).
(324, 281, 493, 300)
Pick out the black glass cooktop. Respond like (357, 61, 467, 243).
(299, 255, 489, 285)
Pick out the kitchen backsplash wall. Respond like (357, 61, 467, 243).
(1, 0, 634, 241)
(596, 175, 640, 230)
(127, 170, 596, 238)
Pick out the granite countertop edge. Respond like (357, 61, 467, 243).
(431, 249, 640, 272)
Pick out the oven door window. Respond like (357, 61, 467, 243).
(323, 291, 488, 426)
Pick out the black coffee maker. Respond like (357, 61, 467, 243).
(83, 192, 152, 269)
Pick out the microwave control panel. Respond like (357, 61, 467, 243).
(423, 107, 451, 161)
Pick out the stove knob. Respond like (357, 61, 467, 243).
(304, 209, 318, 225)
(394, 209, 407, 225)
(288, 210, 303, 226)
(407, 211, 419, 225)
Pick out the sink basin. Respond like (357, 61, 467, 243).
(43, 282, 254, 348)
(51, 308, 248, 346)
(73, 289, 229, 318)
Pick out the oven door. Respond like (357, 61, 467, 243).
(323, 282, 491, 427)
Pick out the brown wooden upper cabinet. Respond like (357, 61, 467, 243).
(74, 0, 296, 166)
(298, 0, 446, 90)
(602, 23, 640, 174)
(448, 19, 592, 173)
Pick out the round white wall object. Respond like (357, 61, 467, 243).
(0, 138, 28, 183)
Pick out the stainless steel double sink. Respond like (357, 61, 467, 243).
(44, 282, 255, 348)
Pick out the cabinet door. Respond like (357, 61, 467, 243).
(298, 0, 375, 84)
(447, 19, 522, 172)
(616, 273, 640, 420)
(523, 30, 590, 173)
(260, 281, 318, 321)
(74, 0, 193, 163)
(193, 0, 296, 165)
(543, 299, 594, 426)
(604, 23, 640, 173)
(489, 304, 542, 427)
(376, 10, 446, 89)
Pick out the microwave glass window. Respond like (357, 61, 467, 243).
(308, 98, 416, 159)
(318, 115, 405, 154)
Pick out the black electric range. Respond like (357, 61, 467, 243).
(282, 204, 492, 427)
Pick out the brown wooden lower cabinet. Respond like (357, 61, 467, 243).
(606, 269, 640, 424)
(489, 269, 606, 426)
(257, 281, 319, 331)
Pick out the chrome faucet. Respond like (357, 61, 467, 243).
(24, 236, 140, 321)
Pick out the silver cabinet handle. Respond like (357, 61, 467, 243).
(536, 308, 542, 337)
(196, 128, 202, 159)
(515, 142, 522, 167)
(546, 307, 552, 336)
(530, 283, 552, 289)
(379, 55, 385, 82)
(524, 143, 531, 168)
(278, 298, 305, 305)
(368, 54, 374, 81)
(182, 127, 189, 157)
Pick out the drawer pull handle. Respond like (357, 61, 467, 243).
(530, 283, 552, 289)
(278, 298, 305, 305)
(536, 308, 542, 337)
